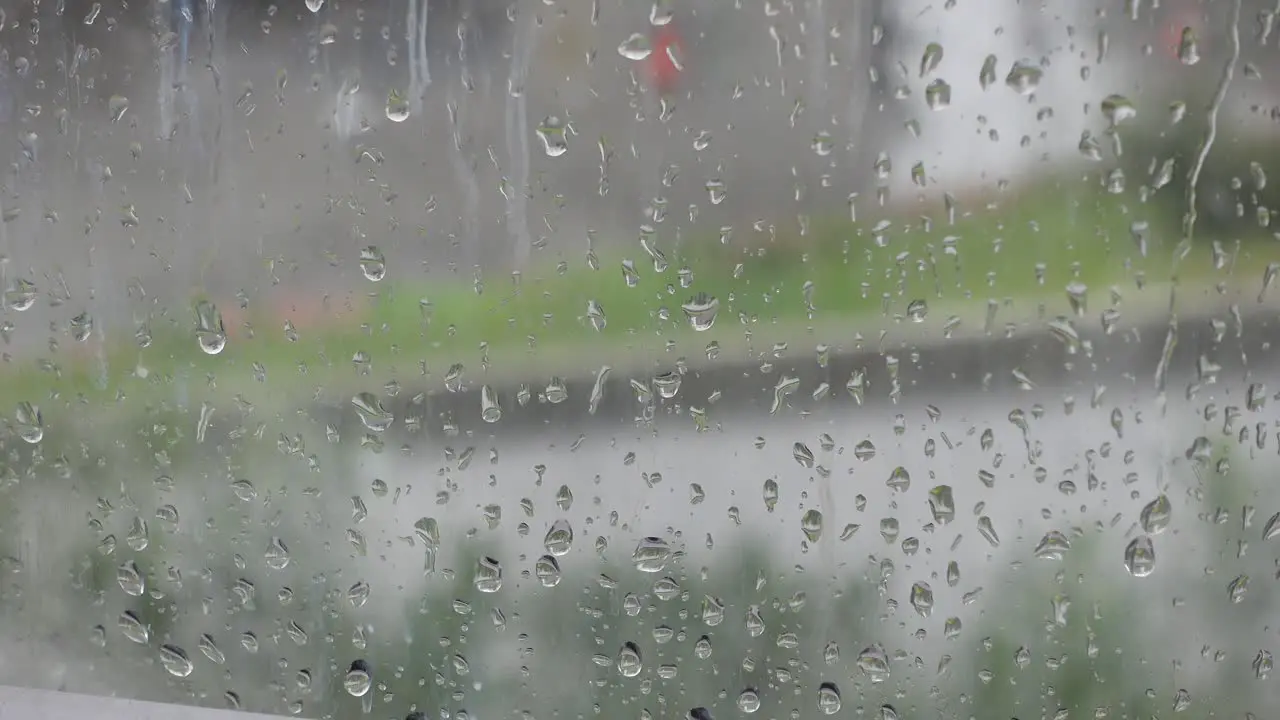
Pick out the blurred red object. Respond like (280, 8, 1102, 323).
(1163, 4, 1203, 61)
(648, 24, 684, 94)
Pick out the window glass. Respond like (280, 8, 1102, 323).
(0, 0, 1274, 718)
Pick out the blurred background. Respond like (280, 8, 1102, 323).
(0, 0, 1279, 718)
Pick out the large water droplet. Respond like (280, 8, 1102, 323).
(474, 556, 502, 593)
(632, 537, 673, 572)
(537, 116, 568, 157)
(352, 392, 394, 432)
(159, 644, 193, 677)
(1004, 60, 1042, 94)
(194, 301, 226, 355)
(385, 90, 410, 122)
(344, 661, 371, 697)
(1140, 495, 1172, 534)
(1124, 535, 1156, 577)
(15, 402, 43, 444)
(265, 536, 291, 570)
(817, 682, 842, 714)
(617, 641, 643, 677)
(681, 293, 719, 331)
(544, 519, 574, 556)
(359, 246, 386, 282)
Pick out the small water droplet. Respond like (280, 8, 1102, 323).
(618, 33, 652, 60)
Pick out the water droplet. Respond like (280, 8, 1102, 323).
(857, 644, 890, 682)
(681, 293, 719, 331)
(979, 54, 998, 89)
(15, 402, 43, 444)
(928, 485, 954, 524)
(5, 278, 36, 311)
(792, 442, 814, 468)
(1178, 26, 1200, 65)
(535, 555, 562, 587)
(347, 580, 371, 607)
(817, 682, 842, 714)
(359, 246, 386, 282)
(919, 42, 943, 78)
(1101, 94, 1137, 125)
(906, 299, 928, 322)
(1263, 512, 1280, 540)
(352, 392, 394, 432)
(544, 519, 574, 556)
(1124, 535, 1156, 577)
(701, 595, 725, 626)
(194, 301, 226, 355)
(632, 537, 672, 572)
(344, 661, 371, 697)
(198, 634, 226, 665)
(618, 33, 653, 60)
(1004, 60, 1042, 94)
(977, 516, 1000, 546)
(801, 509, 823, 543)
(854, 439, 876, 461)
(265, 536, 291, 570)
(159, 644, 193, 677)
(1140, 495, 1172, 534)
(481, 385, 502, 423)
(305, 0, 323, 12)
(385, 90, 410, 122)
(586, 300, 607, 331)
(474, 556, 502, 593)
(108, 94, 129, 123)
(1034, 530, 1071, 560)
(71, 312, 93, 342)
(1065, 282, 1088, 316)
(909, 582, 934, 617)
(737, 689, 761, 714)
(925, 79, 951, 110)
(536, 116, 568, 157)
(117, 561, 144, 596)
(118, 610, 149, 643)
(705, 178, 727, 204)
(617, 641, 643, 677)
